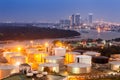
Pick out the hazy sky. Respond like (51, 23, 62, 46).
(0, 0, 120, 23)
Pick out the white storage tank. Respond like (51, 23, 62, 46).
(54, 47, 66, 56)
(67, 63, 91, 74)
(38, 63, 59, 73)
(45, 56, 63, 64)
(110, 54, 120, 61)
(110, 61, 120, 71)
(65, 53, 75, 64)
(75, 55, 92, 65)
(68, 52, 80, 55)
(27, 52, 48, 63)
(3, 52, 21, 62)
(111, 54, 120, 58)
(10, 56, 26, 66)
(0, 64, 16, 79)
(83, 51, 101, 57)
(65, 52, 80, 64)
(27, 52, 48, 70)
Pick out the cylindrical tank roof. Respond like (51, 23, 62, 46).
(92, 56, 109, 64)
(67, 63, 91, 68)
(110, 61, 120, 65)
(0, 64, 15, 70)
(10, 56, 26, 59)
(83, 51, 101, 56)
(39, 63, 59, 67)
(76, 55, 92, 58)
(45, 56, 63, 60)
(54, 47, 66, 50)
(67, 52, 80, 55)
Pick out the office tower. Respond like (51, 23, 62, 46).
(70, 14, 75, 26)
(88, 13, 93, 24)
(75, 13, 80, 26)
(59, 19, 70, 27)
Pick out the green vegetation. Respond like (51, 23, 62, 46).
(2, 74, 32, 80)
(74, 45, 120, 57)
(0, 26, 80, 40)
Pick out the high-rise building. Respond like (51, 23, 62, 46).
(59, 19, 70, 27)
(88, 13, 93, 24)
(75, 13, 80, 26)
(70, 13, 81, 27)
(70, 14, 75, 26)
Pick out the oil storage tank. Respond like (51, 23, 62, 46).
(75, 55, 92, 65)
(92, 56, 109, 64)
(0, 64, 16, 79)
(67, 63, 91, 74)
(44, 56, 63, 64)
(83, 51, 101, 57)
(110, 61, 120, 71)
(53, 47, 66, 56)
(10, 56, 26, 65)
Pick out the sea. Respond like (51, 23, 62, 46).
(0, 29, 120, 47)
(79, 29, 120, 40)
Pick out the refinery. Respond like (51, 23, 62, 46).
(0, 40, 120, 80)
(0, 0, 120, 80)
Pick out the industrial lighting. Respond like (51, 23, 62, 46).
(30, 40, 33, 44)
(15, 62, 21, 66)
(45, 42, 49, 52)
(17, 47, 21, 51)
(45, 42, 49, 47)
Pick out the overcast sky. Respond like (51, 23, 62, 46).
(0, 0, 120, 23)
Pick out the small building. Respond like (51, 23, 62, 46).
(19, 63, 31, 74)
(38, 63, 59, 73)
(67, 63, 91, 74)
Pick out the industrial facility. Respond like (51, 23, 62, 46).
(0, 41, 120, 80)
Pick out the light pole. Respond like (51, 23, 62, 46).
(30, 40, 33, 47)
(45, 42, 49, 53)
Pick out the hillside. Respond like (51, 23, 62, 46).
(0, 26, 80, 40)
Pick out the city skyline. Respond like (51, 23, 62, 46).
(0, 0, 120, 23)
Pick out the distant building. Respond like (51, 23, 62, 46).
(59, 19, 70, 28)
(70, 14, 75, 26)
(70, 13, 81, 28)
(75, 13, 80, 26)
(88, 13, 93, 25)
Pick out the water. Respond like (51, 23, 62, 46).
(1, 29, 120, 47)
(80, 29, 120, 40)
